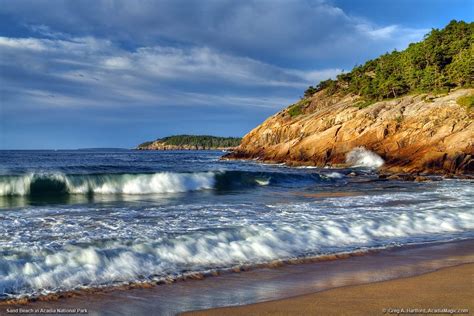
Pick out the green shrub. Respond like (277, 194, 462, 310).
(288, 103, 303, 117)
(287, 99, 311, 117)
(304, 86, 317, 98)
(457, 95, 474, 110)
(353, 100, 375, 109)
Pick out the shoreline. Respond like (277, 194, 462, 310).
(224, 87, 473, 176)
(0, 248, 379, 305)
(184, 263, 473, 316)
(3, 239, 473, 315)
(221, 154, 474, 178)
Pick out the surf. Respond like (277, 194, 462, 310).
(0, 171, 341, 196)
(1, 201, 472, 299)
(0, 172, 216, 196)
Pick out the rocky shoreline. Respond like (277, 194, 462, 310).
(223, 89, 474, 175)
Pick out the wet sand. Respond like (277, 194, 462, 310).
(185, 263, 473, 316)
(2, 240, 474, 316)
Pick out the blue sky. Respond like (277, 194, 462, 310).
(0, 0, 472, 149)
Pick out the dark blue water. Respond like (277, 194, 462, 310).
(0, 150, 472, 300)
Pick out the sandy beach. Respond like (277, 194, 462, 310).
(185, 263, 473, 316)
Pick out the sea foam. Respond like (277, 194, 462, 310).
(1, 184, 473, 299)
(346, 147, 384, 168)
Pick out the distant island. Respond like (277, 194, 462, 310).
(137, 135, 242, 150)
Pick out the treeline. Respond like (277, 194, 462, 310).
(304, 20, 473, 101)
(138, 135, 241, 149)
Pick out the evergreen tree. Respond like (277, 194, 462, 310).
(306, 20, 473, 101)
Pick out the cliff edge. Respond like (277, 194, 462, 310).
(225, 89, 473, 174)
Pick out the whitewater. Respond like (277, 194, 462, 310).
(0, 149, 473, 300)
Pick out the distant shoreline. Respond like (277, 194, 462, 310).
(136, 134, 241, 151)
(136, 146, 236, 151)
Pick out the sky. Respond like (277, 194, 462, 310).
(0, 0, 472, 149)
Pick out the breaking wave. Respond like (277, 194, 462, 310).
(1, 205, 472, 299)
(0, 171, 339, 196)
(346, 147, 384, 168)
(0, 172, 215, 196)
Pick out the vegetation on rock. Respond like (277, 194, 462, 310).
(304, 20, 473, 102)
(457, 94, 474, 111)
(228, 20, 473, 175)
(287, 99, 311, 117)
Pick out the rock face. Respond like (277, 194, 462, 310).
(225, 89, 474, 174)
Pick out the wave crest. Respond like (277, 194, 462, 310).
(0, 170, 345, 197)
(346, 147, 384, 168)
(0, 172, 215, 196)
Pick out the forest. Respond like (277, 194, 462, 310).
(138, 135, 241, 149)
(304, 20, 473, 101)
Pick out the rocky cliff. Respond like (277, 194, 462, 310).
(224, 89, 474, 174)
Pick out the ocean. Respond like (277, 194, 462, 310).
(0, 149, 473, 300)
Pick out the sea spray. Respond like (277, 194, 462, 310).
(255, 178, 270, 186)
(325, 172, 344, 179)
(346, 147, 384, 168)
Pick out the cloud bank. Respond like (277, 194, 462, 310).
(0, 0, 430, 148)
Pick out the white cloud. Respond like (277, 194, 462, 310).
(0, 37, 48, 51)
(0, 1, 430, 111)
(292, 69, 342, 83)
(0, 35, 323, 109)
(0, 0, 428, 64)
(360, 25, 399, 39)
(0, 0, 439, 148)
(355, 23, 429, 44)
(103, 56, 132, 70)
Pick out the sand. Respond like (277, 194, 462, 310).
(184, 263, 473, 316)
